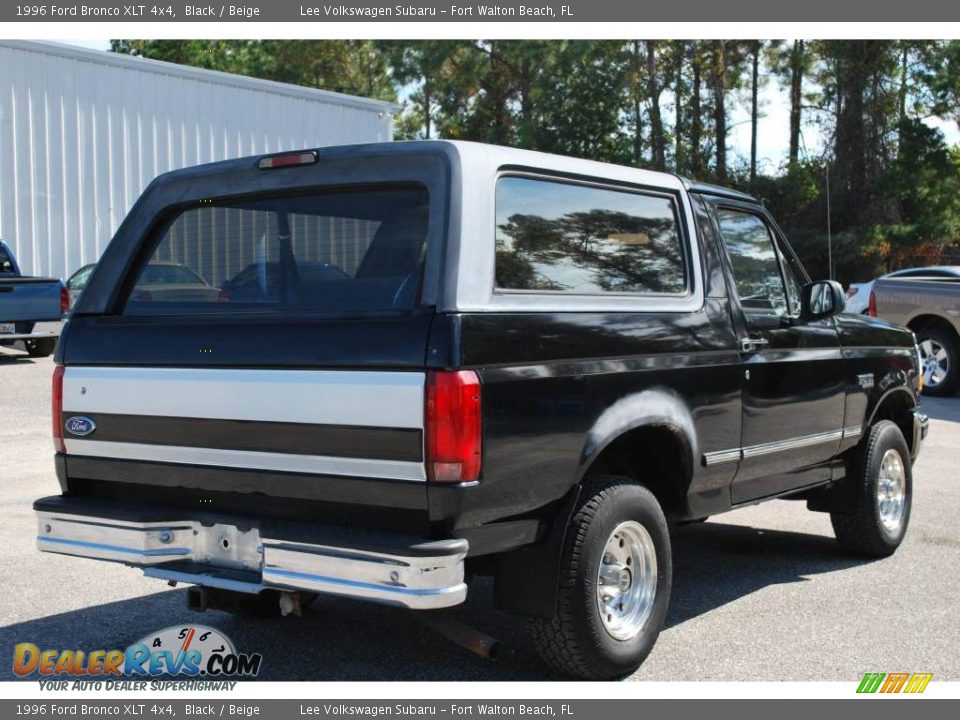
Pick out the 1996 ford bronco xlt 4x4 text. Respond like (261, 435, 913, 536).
(36, 141, 928, 679)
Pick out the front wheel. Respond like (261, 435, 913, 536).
(831, 420, 912, 558)
(24, 337, 56, 358)
(532, 476, 672, 680)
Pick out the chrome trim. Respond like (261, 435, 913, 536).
(704, 427, 855, 466)
(742, 429, 844, 459)
(36, 511, 467, 610)
(62, 439, 427, 482)
(842, 425, 863, 440)
(702, 448, 742, 466)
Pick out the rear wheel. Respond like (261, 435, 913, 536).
(831, 420, 912, 558)
(24, 337, 56, 358)
(532, 475, 672, 680)
(916, 325, 959, 396)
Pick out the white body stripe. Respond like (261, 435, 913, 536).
(64, 440, 427, 482)
(63, 367, 425, 429)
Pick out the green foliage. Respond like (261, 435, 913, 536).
(110, 39, 960, 284)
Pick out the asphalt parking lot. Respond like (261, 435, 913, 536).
(1, 347, 958, 682)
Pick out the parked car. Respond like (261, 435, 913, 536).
(68, 261, 217, 311)
(846, 266, 960, 315)
(870, 272, 960, 396)
(0, 240, 65, 357)
(36, 141, 927, 680)
(65, 264, 96, 311)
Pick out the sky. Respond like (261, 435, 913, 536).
(55, 39, 960, 171)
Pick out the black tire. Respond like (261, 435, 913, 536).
(532, 475, 672, 680)
(24, 337, 56, 358)
(831, 420, 912, 558)
(916, 324, 959, 397)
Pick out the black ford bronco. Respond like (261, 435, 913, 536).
(36, 141, 928, 679)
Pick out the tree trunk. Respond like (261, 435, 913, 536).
(750, 41, 760, 185)
(712, 41, 727, 182)
(632, 41, 643, 167)
(788, 40, 804, 167)
(675, 41, 685, 173)
(423, 84, 432, 139)
(691, 45, 703, 177)
(834, 41, 870, 226)
(646, 41, 666, 170)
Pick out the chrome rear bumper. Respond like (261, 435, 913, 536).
(35, 503, 467, 610)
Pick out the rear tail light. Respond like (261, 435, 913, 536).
(60, 282, 69, 315)
(52, 365, 65, 453)
(425, 370, 481, 483)
(868, 290, 877, 317)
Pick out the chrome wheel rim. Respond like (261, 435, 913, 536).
(919, 338, 949, 388)
(596, 520, 657, 641)
(877, 448, 907, 533)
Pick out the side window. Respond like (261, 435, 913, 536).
(715, 208, 790, 316)
(494, 176, 686, 295)
(0, 245, 14, 274)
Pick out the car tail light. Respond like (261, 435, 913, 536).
(60, 282, 70, 315)
(425, 370, 481, 483)
(52, 364, 65, 453)
(868, 290, 877, 317)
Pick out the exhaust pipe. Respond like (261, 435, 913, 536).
(416, 613, 506, 660)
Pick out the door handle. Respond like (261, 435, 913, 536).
(740, 337, 769, 353)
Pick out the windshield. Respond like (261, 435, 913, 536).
(124, 185, 429, 316)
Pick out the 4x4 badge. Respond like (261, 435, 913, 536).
(64, 416, 96, 437)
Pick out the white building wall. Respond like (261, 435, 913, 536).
(0, 41, 396, 279)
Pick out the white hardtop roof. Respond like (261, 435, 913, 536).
(440, 140, 687, 191)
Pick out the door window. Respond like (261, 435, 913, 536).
(716, 208, 791, 317)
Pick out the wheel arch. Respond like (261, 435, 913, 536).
(576, 388, 697, 517)
(492, 389, 696, 619)
(867, 386, 919, 456)
(907, 313, 960, 342)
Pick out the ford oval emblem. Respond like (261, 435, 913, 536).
(65, 416, 96, 437)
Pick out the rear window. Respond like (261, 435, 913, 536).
(124, 185, 429, 316)
(494, 176, 686, 294)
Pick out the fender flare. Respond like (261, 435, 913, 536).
(866, 385, 918, 428)
(576, 387, 698, 486)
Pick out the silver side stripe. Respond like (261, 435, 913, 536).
(742, 429, 844, 459)
(63, 367, 425, 429)
(703, 426, 862, 466)
(702, 448, 742, 466)
(63, 440, 427, 482)
(842, 425, 863, 439)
